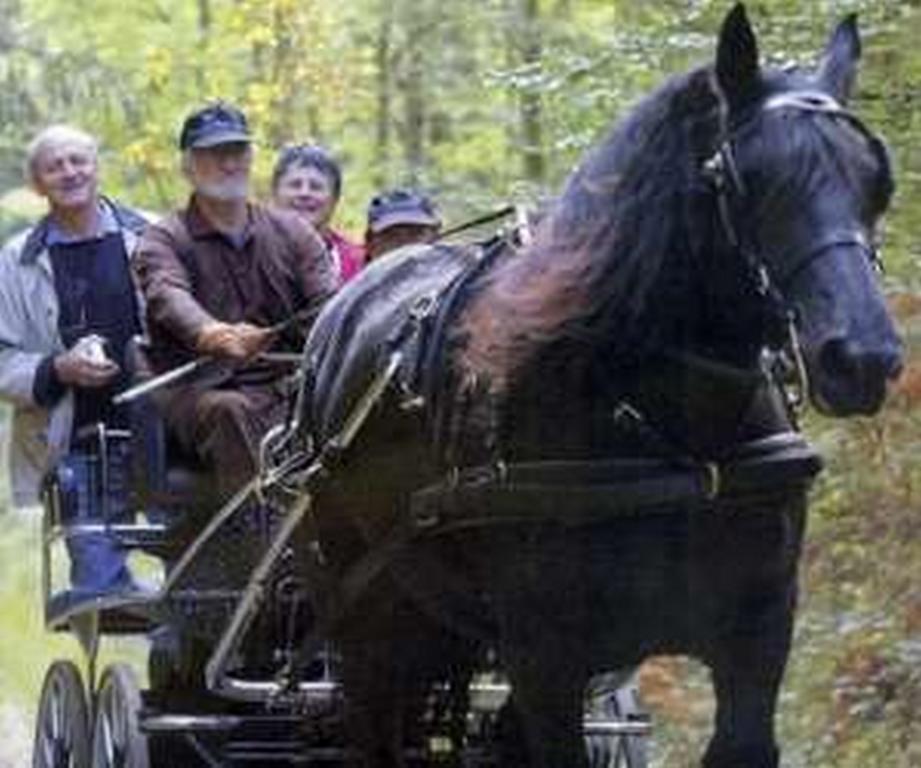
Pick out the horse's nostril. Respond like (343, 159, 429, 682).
(818, 339, 903, 399)
(818, 339, 859, 381)
(884, 351, 903, 382)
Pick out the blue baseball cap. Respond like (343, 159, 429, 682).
(367, 189, 440, 234)
(179, 102, 252, 150)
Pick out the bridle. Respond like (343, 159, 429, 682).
(703, 90, 888, 412)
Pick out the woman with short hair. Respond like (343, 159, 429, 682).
(271, 144, 364, 282)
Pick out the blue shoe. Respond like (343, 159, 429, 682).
(66, 532, 132, 594)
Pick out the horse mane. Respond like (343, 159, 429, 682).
(456, 67, 722, 390)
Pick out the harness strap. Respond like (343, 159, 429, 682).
(421, 238, 511, 459)
(409, 432, 821, 532)
(773, 230, 877, 289)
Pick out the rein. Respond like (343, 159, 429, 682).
(703, 90, 885, 414)
(437, 205, 516, 241)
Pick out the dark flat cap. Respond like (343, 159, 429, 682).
(179, 102, 252, 150)
(367, 189, 440, 234)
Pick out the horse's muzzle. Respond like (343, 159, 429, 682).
(811, 337, 903, 415)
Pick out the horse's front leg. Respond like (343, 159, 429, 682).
(493, 575, 592, 768)
(700, 508, 804, 768)
(703, 628, 789, 768)
(339, 632, 407, 768)
(502, 642, 589, 768)
(337, 591, 425, 768)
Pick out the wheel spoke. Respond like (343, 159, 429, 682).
(101, 708, 115, 766)
(111, 687, 126, 748)
(89, 666, 147, 768)
(35, 663, 89, 768)
(61, 679, 77, 751)
(40, 734, 55, 768)
(49, 679, 64, 741)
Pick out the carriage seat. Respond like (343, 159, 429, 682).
(125, 337, 217, 512)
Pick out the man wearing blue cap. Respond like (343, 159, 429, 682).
(364, 188, 442, 263)
(134, 102, 337, 501)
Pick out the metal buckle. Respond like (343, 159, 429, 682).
(704, 462, 721, 500)
(409, 294, 436, 321)
(783, 313, 810, 415)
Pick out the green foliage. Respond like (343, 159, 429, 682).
(774, 299, 921, 768)
(1, 0, 918, 251)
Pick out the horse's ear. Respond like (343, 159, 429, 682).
(817, 14, 861, 104)
(715, 4, 760, 111)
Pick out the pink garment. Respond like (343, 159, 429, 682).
(325, 229, 365, 283)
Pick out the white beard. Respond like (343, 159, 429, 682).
(195, 178, 249, 201)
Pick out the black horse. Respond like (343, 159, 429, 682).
(299, 5, 902, 766)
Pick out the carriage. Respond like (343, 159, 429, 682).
(29, 5, 903, 768)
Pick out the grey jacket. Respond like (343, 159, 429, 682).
(0, 199, 147, 505)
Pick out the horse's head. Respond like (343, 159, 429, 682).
(712, 4, 902, 415)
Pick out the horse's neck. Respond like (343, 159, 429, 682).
(443, 246, 786, 466)
(625, 351, 793, 459)
(481, 342, 789, 465)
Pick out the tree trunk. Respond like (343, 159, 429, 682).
(374, 0, 394, 188)
(401, 1, 427, 184)
(196, 0, 211, 96)
(270, 1, 295, 145)
(510, 0, 545, 185)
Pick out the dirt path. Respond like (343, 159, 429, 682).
(0, 702, 31, 767)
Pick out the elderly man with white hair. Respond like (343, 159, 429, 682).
(135, 102, 336, 504)
(0, 123, 147, 598)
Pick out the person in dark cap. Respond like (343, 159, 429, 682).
(271, 144, 364, 282)
(134, 102, 337, 502)
(364, 188, 442, 263)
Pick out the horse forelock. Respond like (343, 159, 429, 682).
(456, 67, 721, 391)
(739, 106, 893, 228)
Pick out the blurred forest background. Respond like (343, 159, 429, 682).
(0, 0, 919, 766)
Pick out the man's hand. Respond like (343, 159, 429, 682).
(195, 322, 240, 358)
(235, 323, 276, 359)
(53, 347, 119, 388)
(195, 321, 276, 362)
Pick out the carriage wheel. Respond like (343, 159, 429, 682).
(585, 676, 650, 768)
(91, 664, 150, 768)
(33, 660, 92, 768)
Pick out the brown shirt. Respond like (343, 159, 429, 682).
(135, 197, 337, 375)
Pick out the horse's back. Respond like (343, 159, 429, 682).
(306, 243, 477, 440)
